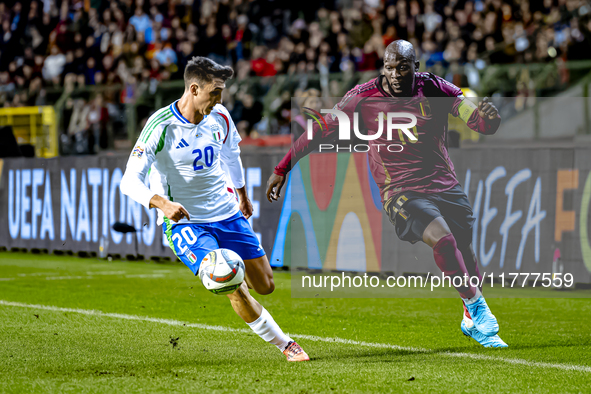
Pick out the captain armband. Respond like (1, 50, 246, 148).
(457, 98, 478, 123)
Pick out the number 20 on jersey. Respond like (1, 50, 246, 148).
(193, 146, 214, 170)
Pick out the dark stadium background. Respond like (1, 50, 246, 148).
(1, 0, 591, 280)
(0, 0, 590, 150)
(1, 0, 591, 277)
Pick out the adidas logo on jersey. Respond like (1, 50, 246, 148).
(176, 139, 189, 149)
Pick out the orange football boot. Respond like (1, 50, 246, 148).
(283, 341, 310, 362)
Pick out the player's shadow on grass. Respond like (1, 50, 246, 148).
(310, 343, 532, 362)
(495, 341, 591, 351)
(413, 342, 591, 353)
(307, 348, 428, 362)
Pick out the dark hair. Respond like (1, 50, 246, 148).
(184, 57, 234, 89)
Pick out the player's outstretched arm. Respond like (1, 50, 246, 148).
(476, 97, 501, 135)
(265, 89, 360, 203)
(455, 96, 501, 135)
(451, 95, 501, 135)
(266, 173, 285, 203)
(477, 97, 499, 119)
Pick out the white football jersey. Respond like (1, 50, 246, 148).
(121, 101, 244, 226)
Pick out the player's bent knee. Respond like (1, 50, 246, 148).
(433, 233, 458, 255)
(423, 217, 453, 247)
(253, 276, 275, 295)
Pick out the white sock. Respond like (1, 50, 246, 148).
(246, 307, 292, 351)
(463, 312, 474, 328)
(462, 288, 482, 305)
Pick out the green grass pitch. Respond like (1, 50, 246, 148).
(1, 251, 590, 393)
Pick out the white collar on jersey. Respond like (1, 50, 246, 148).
(170, 100, 197, 125)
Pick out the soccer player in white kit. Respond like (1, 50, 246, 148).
(120, 57, 309, 362)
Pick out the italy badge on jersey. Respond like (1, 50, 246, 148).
(187, 251, 197, 264)
(211, 124, 222, 141)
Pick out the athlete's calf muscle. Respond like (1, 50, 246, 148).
(244, 255, 275, 295)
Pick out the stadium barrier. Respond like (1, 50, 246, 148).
(0, 150, 285, 262)
(0, 107, 58, 158)
(1, 148, 590, 284)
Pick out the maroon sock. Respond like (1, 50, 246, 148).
(461, 248, 482, 293)
(463, 303, 471, 320)
(432, 234, 477, 299)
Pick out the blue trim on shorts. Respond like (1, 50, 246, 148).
(164, 212, 265, 275)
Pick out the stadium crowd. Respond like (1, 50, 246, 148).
(0, 0, 590, 151)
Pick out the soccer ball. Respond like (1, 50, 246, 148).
(198, 248, 245, 295)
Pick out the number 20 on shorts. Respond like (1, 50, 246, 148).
(171, 227, 199, 254)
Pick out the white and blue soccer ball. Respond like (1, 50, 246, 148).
(198, 248, 245, 295)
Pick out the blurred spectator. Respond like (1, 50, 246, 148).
(68, 98, 89, 136)
(233, 15, 253, 60)
(43, 47, 66, 84)
(87, 94, 109, 150)
(0, 0, 589, 139)
(358, 41, 381, 71)
(291, 88, 322, 140)
(129, 8, 152, 35)
(250, 46, 277, 77)
(154, 42, 178, 66)
(232, 92, 263, 136)
(64, 97, 95, 155)
(84, 57, 99, 85)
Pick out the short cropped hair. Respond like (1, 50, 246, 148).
(184, 57, 234, 89)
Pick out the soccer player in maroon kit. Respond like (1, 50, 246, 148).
(266, 40, 508, 348)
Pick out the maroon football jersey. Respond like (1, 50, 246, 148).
(276, 73, 499, 203)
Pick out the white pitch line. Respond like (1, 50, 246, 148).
(18, 272, 60, 277)
(12, 270, 174, 280)
(86, 271, 127, 276)
(1, 300, 590, 374)
(124, 274, 166, 279)
(45, 276, 90, 280)
(16, 271, 127, 278)
(44, 273, 166, 280)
